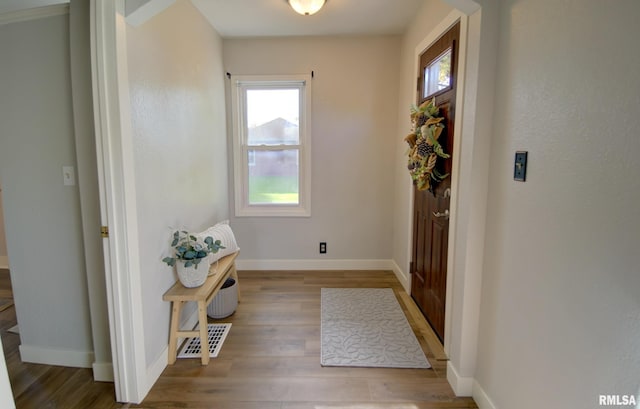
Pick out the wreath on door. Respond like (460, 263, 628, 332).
(404, 97, 450, 193)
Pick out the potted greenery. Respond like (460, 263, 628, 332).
(162, 230, 224, 288)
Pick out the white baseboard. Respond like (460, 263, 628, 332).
(92, 362, 114, 382)
(143, 348, 168, 403)
(0, 256, 8, 269)
(142, 308, 200, 403)
(390, 260, 411, 293)
(447, 363, 498, 409)
(472, 380, 498, 409)
(447, 360, 474, 396)
(19, 344, 94, 368)
(235, 258, 394, 271)
(17, 343, 114, 382)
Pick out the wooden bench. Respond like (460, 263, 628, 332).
(163, 251, 240, 365)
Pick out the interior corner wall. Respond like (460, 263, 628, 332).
(474, 1, 640, 408)
(124, 0, 229, 367)
(125, 0, 150, 15)
(223, 35, 400, 264)
(391, 0, 454, 288)
(0, 13, 94, 366)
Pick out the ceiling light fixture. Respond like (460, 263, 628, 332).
(287, 0, 326, 16)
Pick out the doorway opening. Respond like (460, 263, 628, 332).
(410, 21, 460, 343)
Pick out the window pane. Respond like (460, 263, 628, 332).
(247, 89, 299, 145)
(423, 48, 451, 98)
(232, 75, 311, 217)
(248, 149, 299, 205)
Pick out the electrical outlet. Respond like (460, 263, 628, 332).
(319, 242, 327, 254)
(514, 151, 528, 182)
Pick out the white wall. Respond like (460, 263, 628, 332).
(124, 0, 229, 367)
(224, 36, 400, 264)
(475, 0, 640, 408)
(0, 1, 68, 15)
(125, 0, 176, 27)
(126, 0, 150, 15)
(0, 13, 94, 366)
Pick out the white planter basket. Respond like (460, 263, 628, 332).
(176, 261, 208, 288)
(207, 278, 238, 318)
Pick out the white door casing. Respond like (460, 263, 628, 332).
(90, 0, 147, 403)
(0, 338, 15, 409)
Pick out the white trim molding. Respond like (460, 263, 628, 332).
(447, 360, 474, 396)
(19, 344, 94, 368)
(145, 348, 169, 396)
(235, 259, 411, 298)
(145, 308, 199, 393)
(472, 380, 498, 409)
(0, 4, 69, 26)
(91, 0, 147, 403)
(410, 4, 493, 404)
(0, 336, 14, 409)
(92, 362, 115, 382)
(412, 7, 470, 364)
(391, 259, 411, 293)
(236, 258, 394, 271)
(230, 74, 313, 218)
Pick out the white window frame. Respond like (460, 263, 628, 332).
(231, 74, 312, 217)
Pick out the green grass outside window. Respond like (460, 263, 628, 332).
(249, 175, 299, 204)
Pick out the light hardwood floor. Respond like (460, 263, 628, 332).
(1, 268, 477, 408)
(0, 269, 121, 409)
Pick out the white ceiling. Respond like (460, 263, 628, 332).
(190, 0, 425, 38)
(0, 0, 426, 38)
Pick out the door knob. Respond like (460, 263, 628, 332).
(432, 209, 450, 219)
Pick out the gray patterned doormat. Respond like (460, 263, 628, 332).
(321, 288, 430, 369)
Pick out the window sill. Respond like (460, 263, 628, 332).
(235, 205, 311, 218)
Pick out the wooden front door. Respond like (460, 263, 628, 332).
(411, 22, 460, 343)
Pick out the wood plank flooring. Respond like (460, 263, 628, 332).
(133, 270, 477, 408)
(1, 268, 477, 408)
(0, 268, 121, 409)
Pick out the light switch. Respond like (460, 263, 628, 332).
(514, 151, 527, 182)
(63, 166, 76, 186)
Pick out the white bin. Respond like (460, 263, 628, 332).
(207, 278, 238, 318)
